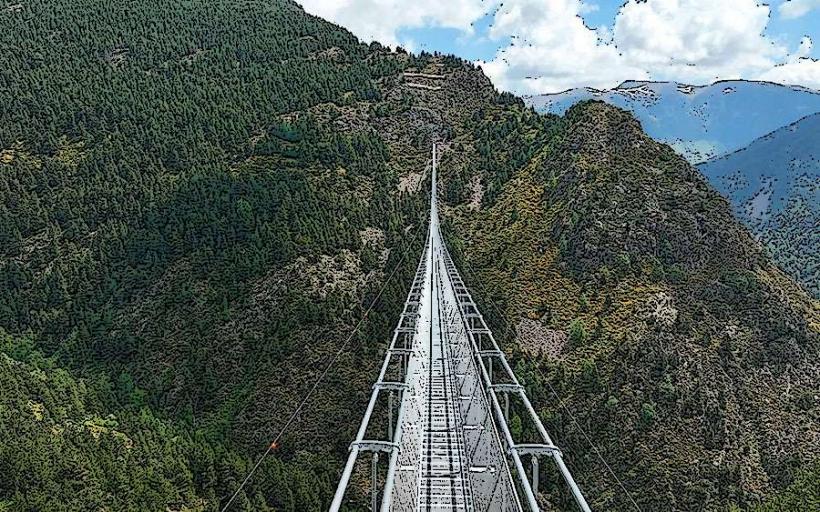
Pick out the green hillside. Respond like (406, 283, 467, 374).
(2, 0, 819, 511)
(0, 0, 508, 509)
(0, 0, 428, 509)
(440, 102, 820, 511)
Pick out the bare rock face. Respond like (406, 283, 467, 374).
(516, 318, 567, 359)
(641, 291, 678, 328)
(300, 250, 367, 301)
(398, 171, 424, 193)
(467, 175, 483, 210)
(359, 226, 385, 248)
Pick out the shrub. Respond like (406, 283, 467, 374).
(606, 396, 619, 410)
(640, 402, 657, 426)
(579, 293, 590, 312)
(568, 318, 588, 345)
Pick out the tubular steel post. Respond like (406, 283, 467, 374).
(504, 392, 510, 421)
(388, 391, 394, 440)
(532, 456, 539, 496)
(371, 452, 379, 512)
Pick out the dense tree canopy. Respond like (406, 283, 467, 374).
(0, 0, 431, 509)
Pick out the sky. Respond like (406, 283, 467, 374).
(298, 0, 820, 95)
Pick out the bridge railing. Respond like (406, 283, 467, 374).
(330, 139, 592, 511)
(435, 242, 522, 512)
(439, 244, 593, 512)
(329, 230, 431, 512)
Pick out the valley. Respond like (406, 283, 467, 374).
(0, 1, 818, 511)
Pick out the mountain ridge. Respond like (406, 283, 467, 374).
(525, 79, 820, 164)
(441, 99, 820, 511)
(699, 112, 820, 297)
(1, 1, 818, 511)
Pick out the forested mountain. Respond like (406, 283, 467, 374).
(438, 103, 820, 510)
(0, 0, 518, 509)
(1, 1, 819, 511)
(699, 114, 820, 297)
(527, 80, 820, 300)
(0, 0, 437, 509)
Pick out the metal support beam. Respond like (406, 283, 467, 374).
(388, 391, 394, 440)
(350, 440, 398, 453)
(371, 452, 379, 512)
(532, 456, 539, 496)
(512, 443, 562, 457)
(374, 381, 409, 392)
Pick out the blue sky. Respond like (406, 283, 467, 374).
(300, 0, 820, 94)
(403, 1, 820, 60)
(768, 1, 820, 58)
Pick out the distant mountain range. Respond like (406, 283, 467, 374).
(525, 80, 820, 164)
(527, 80, 820, 297)
(699, 113, 820, 296)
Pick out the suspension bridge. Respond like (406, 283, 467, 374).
(328, 145, 593, 512)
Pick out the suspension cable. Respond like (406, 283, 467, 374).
(221, 225, 423, 511)
(455, 252, 643, 512)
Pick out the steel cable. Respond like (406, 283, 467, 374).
(455, 253, 643, 512)
(221, 223, 424, 511)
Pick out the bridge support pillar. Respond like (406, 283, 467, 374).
(371, 452, 379, 512)
(532, 455, 540, 495)
(388, 391, 394, 440)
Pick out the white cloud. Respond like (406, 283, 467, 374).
(480, 0, 820, 94)
(779, 0, 820, 19)
(297, 0, 493, 48)
(613, 0, 785, 84)
(794, 36, 814, 61)
(299, 0, 820, 94)
(758, 58, 820, 89)
(578, 1, 599, 15)
(479, 0, 648, 94)
(758, 37, 820, 89)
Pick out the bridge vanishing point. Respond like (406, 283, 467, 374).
(329, 145, 593, 512)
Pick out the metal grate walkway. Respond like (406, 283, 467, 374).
(417, 260, 473, 511)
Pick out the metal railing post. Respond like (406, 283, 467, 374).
(504, 392, 510, 421)
(388, 391, 394, 440)
(532, 455, 539, 496)
(371, 452, 379, 512)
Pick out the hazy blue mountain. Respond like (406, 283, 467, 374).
(526, 80, 820, 163)
(699, 113, 820, 296)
